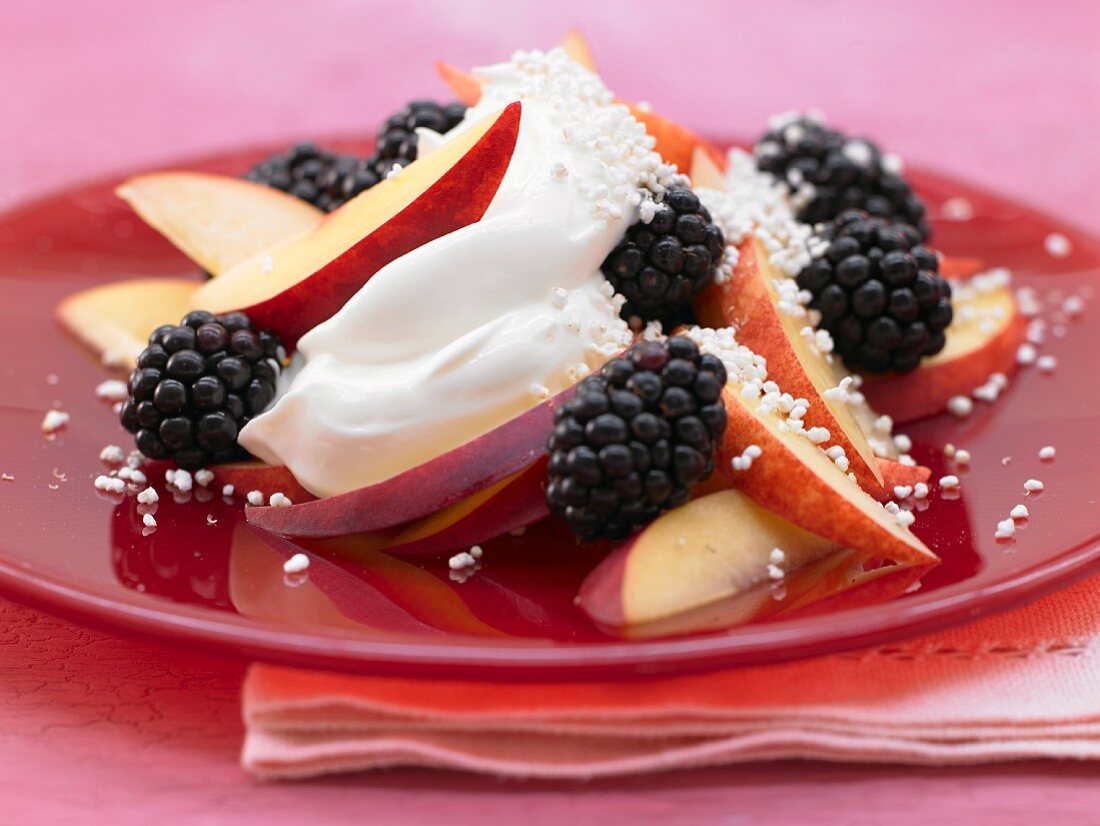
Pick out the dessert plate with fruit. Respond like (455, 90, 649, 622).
(1, 35, 1098, 677)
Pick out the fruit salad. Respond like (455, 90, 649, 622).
(57, 33, 1030, 639)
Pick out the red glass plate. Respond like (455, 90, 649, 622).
(0, 140, 1098, 679)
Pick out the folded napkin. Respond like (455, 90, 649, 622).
(242, 572, 1100, 780)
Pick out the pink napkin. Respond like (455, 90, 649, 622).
(241, 572, 1100, 780)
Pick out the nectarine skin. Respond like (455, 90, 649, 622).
(222, 102, 521, 347)
(143, 459, 316, 504)
(698, 236, 884, 490)
(116, 172, 323, 277)
(246, 383, 571, 538)
(871, 458, 932, 503)
(384, 459, 549, 555)
(717, 386, 937, 569)
(861, 291, 1027, 424)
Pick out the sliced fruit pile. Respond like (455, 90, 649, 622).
(57, 30, 1029, 638)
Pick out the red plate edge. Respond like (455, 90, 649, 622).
(0, 137, 1097, 680)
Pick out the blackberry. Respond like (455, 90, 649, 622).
(754, 115, 930, 239)
(119, 311, 285, 470)
(601, 187, 725, 327)
(244, 101, 466, 213)
(369, 99, 467, 182)
(245, 142, 361, 212)
(797, 210, 953, 374)
(546, 337, 728, 541)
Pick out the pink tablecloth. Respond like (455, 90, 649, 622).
(2, 1, 1098, 821)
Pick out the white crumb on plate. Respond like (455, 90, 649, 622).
(93, 475, 126, 494)
(95, 379, 129, 402)
(1044, 233, 1072, 258)
(1039, 446, 1056, 460)
(136, 487, 159, 505)
(99, 444, 125, 464)
(946, 396, 973, 417)
(994, 518, 1016, 539)
(283, 553, 310, 575)
(194, 469, 215, 487)
(1024, 478, 1044, 493)
(448, 551, 477, 571)
(940, 197, 974, 221)
(142, 513, 157, 528)
(246, 490, 264, 506)
(939, 475, 960, 490)
(269, 492, 292, 508)
(41, 410, 69, 433)
(1011, 504, 1030, 520)
(222, 484, 235, 498)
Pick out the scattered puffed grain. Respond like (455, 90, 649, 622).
(283, 553, 310, 574)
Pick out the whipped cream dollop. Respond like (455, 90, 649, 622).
(240, 49, 678, 498)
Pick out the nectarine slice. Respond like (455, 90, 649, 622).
(698, 235, 885, 489)
(579, 488, 841, 632)
(383, 458, 548, 555)
(873, 458, 932, 503)
(193, 102, 522, 346)
(690, 144, 726, 190)
(557, 29, 597, 71)
(229, 522, 503, 636)
(245, 380, 567, 538)
(56, 277, 199, 369)
(717, 382, 937, 568)
(436, 61, 481, 106)
(862, 278, 1026, 423)
(117, 172, 323, 278)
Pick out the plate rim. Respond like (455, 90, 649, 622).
(1, 138, 1099, 678)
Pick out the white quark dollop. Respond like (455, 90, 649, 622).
(240, 48, 678, 498)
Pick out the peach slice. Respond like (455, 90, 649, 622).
(872, 458, 932, 503)
(861, 278, 1026, 423)
(579, 488, 840, 632)
(246, 381, 568, 538)
(717, 383, 937, 568)
(689, 144, 726, 190)
(626, 104, 713, 173)
(56, 277, 199, 369)
(698, 235, 885, 489)
(229, 522, 504, 637)
(436, 61, 481, 106)
(579, 489, 932, 638)
(116, 172, 323, 277)
(558, 29, 597, 70)
(192, 102, 522, 346)
(383, 458, 549, 555)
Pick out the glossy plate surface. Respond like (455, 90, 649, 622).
(1, 140, 1098, 679)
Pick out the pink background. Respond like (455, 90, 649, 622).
(2, 1, 1098, 821)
